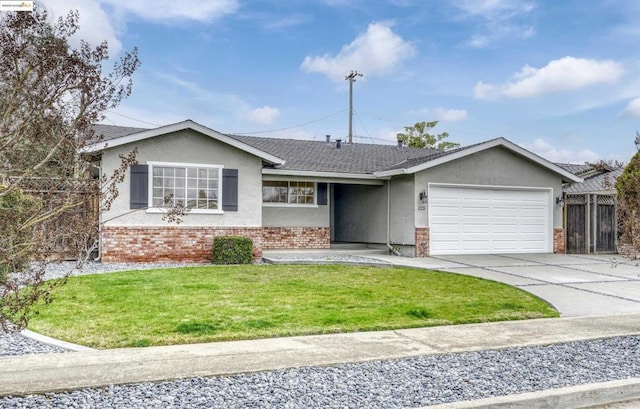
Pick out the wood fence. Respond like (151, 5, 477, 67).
(8, 177, 99, 260)
(565, 194, 617, 254)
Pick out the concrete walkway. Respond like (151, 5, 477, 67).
(385, 253, 640, 317)
(3, 314, 640, 408)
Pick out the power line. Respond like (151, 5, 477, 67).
(105, 110, 162, 127)
(230, 109, 348, 135)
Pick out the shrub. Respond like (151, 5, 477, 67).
(212, 236, 253, 265)
(616, 151, 640, 258)
(0, 186, 43, 279)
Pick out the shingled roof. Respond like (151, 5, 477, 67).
(86, 121, 581, 182)
(228, 134, 437, 174)
(91, 124, 149, 142)
(563, 168, 622, 194)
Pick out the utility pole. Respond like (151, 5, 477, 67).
(345, 70, 363, 144)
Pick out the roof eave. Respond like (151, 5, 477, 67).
(81, 120, 286, 165)
(376, 138, 583, 183)
(263, 168, 388, 180)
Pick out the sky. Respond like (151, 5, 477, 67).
(38, 0, 640, 164)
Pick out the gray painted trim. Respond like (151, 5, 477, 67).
(82, 120, 285, 165)
(263, 168, 386, 180)
(374, 138, 583, 183)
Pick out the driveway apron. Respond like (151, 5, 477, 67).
(425, 254, 640, 317)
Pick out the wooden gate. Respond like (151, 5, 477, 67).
(565, 194, 617, 254)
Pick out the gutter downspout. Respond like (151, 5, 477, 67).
(386, 179, 401, 256)
(95, 159, 103, 262)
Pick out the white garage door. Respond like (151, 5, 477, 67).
(429, 185, 551, 255)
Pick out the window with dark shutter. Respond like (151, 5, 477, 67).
(317, 183, 328, 205)
(130, 164, 148, 209)
(222, 168, 238, 211)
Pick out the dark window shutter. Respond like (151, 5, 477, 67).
(222, 168, 238, 211)
(317, 183, 328, 205)
(130, 164, 148, 209)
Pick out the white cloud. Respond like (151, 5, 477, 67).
(434, 107, 468, 122)
(475, 57, 625, 99)
(101, 0, 239, 23)
(248, 106, 280, 124)
(623, 96, 640, 116)
(454, 0, 535, 20)
(521, 138, 599, 163)
(41, 0, 240, 57)
(300, 21, 415, 82)
(453, 0, 536, 47)
(42, 0, 123, 55)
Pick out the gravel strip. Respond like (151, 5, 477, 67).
(0, 329, 68, 356)
(1, 336, 640, 408)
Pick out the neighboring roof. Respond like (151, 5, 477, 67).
(564, 168, 622, 194)
(83, 120, 285, 166)
(374, 137, 582, 183)
(228, 134, 438, 176)
(555, 163, 596, 177)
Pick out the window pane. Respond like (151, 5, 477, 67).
(151, 165, 220, 210)
(263, 181, 288, 203)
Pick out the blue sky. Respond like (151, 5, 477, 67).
(41, 0, 640, 163)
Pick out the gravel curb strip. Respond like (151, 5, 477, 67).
(423, 377, 640, 409)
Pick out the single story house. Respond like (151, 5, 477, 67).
(84, 120, 582, 263)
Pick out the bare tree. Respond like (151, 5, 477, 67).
(0, 4, 140, 329)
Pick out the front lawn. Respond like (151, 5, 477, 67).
(28, 264, 558, 348)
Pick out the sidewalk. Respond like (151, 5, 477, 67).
(3, 314, 640, 407)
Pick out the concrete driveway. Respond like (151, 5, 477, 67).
(397, 253, 640, 317)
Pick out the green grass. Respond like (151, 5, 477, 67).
(27, 265, 558, 348)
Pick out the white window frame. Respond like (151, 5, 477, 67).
(262, 180, 318, 207)
(147, 161, 224, 214)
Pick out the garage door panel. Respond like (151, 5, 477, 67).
(429, 186, 551, 255)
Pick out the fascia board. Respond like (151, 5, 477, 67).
(375, 138, 583, 183)
(82, 120, 285, 165)
(263, 168, 387, 180)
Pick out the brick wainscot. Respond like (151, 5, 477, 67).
(553, 227, 565, 254)
(101, 226, 264, 263)
(262, 227, 330, 249)
(415, 227, 430, 257)
(101, 226, 331, 263)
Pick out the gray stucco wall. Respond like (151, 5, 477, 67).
(101, 129, 264, 227)
(414, 146, 564, 228)
(333, 184, 388, 243)
(262, 204, 329, 228)
(389, 175, 415, 245)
